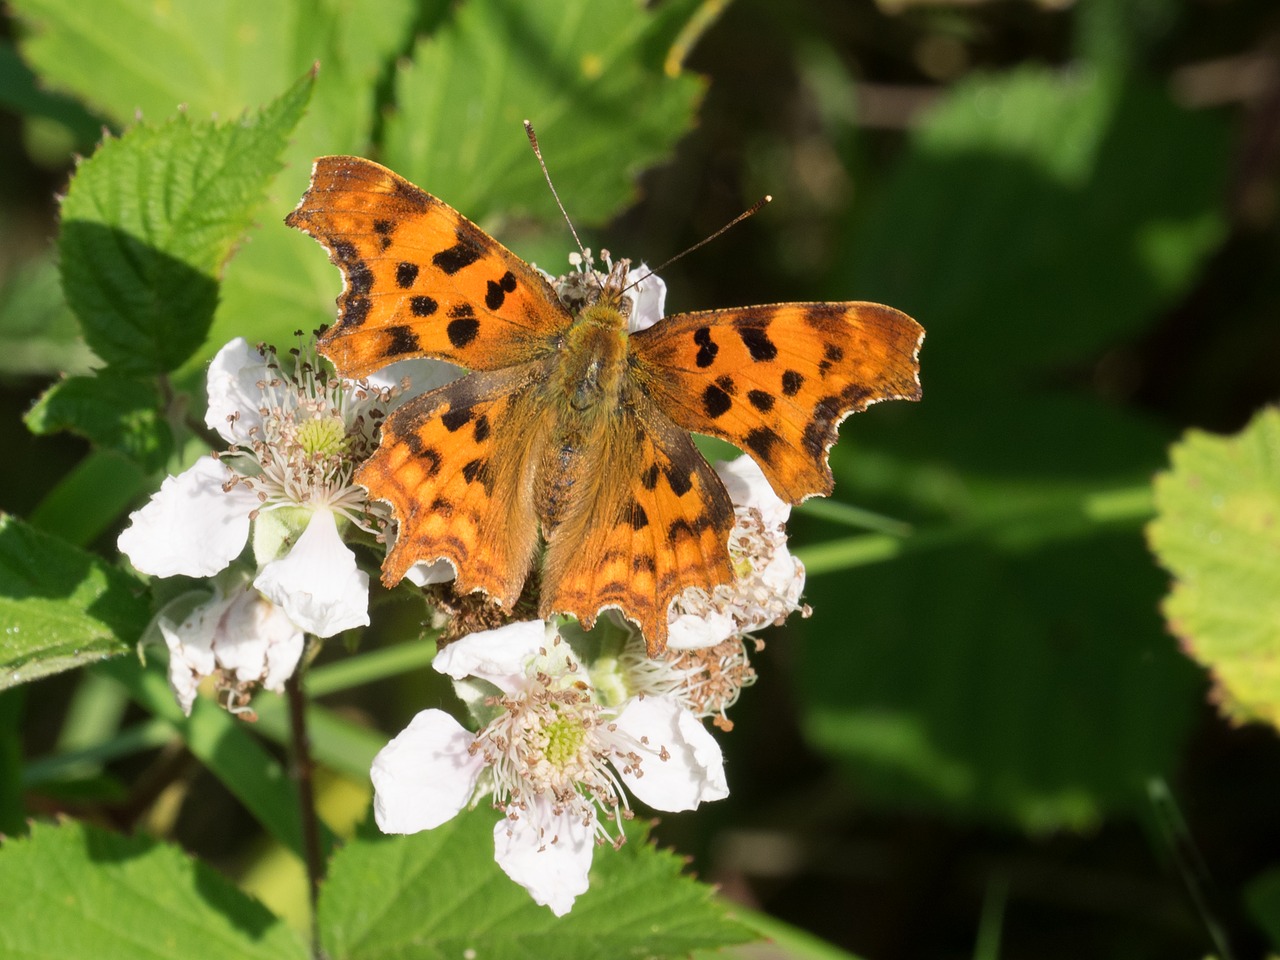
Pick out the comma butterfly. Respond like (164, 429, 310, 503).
(286, 155, 923, 653)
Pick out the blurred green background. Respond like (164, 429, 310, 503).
(3, 0, 1280, 957)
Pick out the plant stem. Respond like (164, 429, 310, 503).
(285, 669, 324, 954)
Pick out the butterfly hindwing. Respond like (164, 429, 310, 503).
(631, 302, 924, 503)
(360, 363, 551, 607)
(540, 398, 735, 652)
(287, 156, 571, 378)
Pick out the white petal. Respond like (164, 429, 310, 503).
(405, 558, 456, 587)
(253, 510, 370, 637)
(204, 338, 270, 444)
(432, 619, 551, 692)
(716, 455, 790, 528)
(613, 696, 729, 811)
(118, 457, 256, 577)
(212, 586, 304, 693)
(158, 595, 222, 715)
(493, 800, 595, 916)
(361, 358, 464, 407)
(372, 710, 484, 834)
(624, 265, 667, 333)
(667, 610, 737, 651)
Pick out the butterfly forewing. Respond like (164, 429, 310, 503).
(631, 302, 924, 503)
(287, 156, 572, 379)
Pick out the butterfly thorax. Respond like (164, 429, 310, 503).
(537, 270, 634, 531)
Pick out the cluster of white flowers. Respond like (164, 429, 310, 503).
(117, 261, 810, 912)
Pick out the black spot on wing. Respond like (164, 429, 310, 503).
(747, 389, 775, 412)
(410, 296, 438, 317)
(744, 426, 781, 464)
(396, 262, 419, 288)
(738, 325, 778, 362)
(447, 317, 480, 349)
(641, 464, 660, 490)
(430, 496, 454, 517)
(782, 370, 804, 396)
(665, 464, 694, 496)
(384, 325, 421, 356)
(628, 501, 649, 530)
(432, 225, 486, 275)
(441, 406, 473, 432)
(693, 327, 718, 368)
(473, 414, 491, 443)
(715, 375, 737, 395)
(702, 383, 732, 419)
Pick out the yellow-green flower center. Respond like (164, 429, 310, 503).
(297, 415, 348, 457)
(542, 714, 587, 768)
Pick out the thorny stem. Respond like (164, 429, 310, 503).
(285, 668, 324, 955)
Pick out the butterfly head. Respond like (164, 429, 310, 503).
(581, 257, 634, 321)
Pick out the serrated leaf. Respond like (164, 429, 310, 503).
(0, 514, 147, 690)
(26, 373, 172, 471)
(57, 71, 312, 375)
(320, 811, 755, 960)
(1148, 407, 1280, 728)
(382, 0, 704, 226)
(0, 819, 307, 960)
(840, 67, 1228, 384)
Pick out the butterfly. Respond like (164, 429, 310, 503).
(286, 155, 923, 653)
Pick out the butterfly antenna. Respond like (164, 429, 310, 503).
(524, 120, 592, 268)
(623, 194, 772, 294)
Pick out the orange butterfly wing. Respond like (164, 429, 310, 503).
(360, 362, 551, 606)
(540, 396, 735, 651)
(631, 302, 923, 503)
(286, 156, 570, 378)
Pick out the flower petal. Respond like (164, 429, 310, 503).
(717, 455, 790, 528)
(493, 799, 595, 916)
(624, 265, 667, 333)
(405, 558, 456, 587)
(118, 456, 256, 577)
(158, 595, 221, 715)
(361, 358, 464, 407)
(254, 510, 370, 637)
(212, 586, 304, 693)
(372, 709, 484, 834)
(613, 695, 729, 811)
(432, 619, 551, 693)
(667, 609, 737, 651)
(204, 338, 271, 444)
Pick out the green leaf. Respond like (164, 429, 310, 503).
(0, 819, 306, 960)
(320, 812, 756, 960)
(796, 528, 1202, 832)
(26, 374, 173, 471)
(0, 514, 147, 690)
(0, 255, 97, 377)
(28, 450, 149, 547)
(382, 0, 705, 226)
(840, 67, 1228, 385)
(1148, 406, 1280, 728)
(13, 0, 417, 363)
(57, 71, 313, 375)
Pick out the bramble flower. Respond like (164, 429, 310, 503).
(119, 337, 394, 637)
(667, 456, 809, 650)
(544, 250, 667, 332)
(371, 619, 728, 915)
(158, 577, 303, 715)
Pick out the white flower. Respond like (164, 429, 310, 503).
(159, 580, 304, 715)
(118, 337, 437, 638)
(372, 619, 728, 915)
(667, 456, 808, 650)
(543, 251, 667, 333)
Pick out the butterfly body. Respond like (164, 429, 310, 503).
(287, 155, 924, 652)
